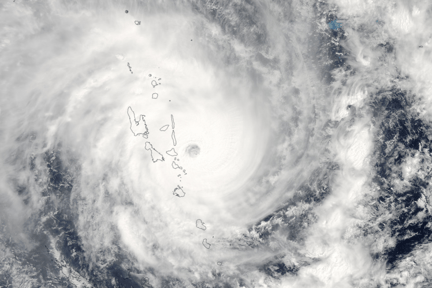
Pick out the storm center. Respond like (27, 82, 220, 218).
(186, 144, 200, 158)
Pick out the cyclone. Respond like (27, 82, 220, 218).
(185, 144, 200, 157)
(2, 0, 432, 287)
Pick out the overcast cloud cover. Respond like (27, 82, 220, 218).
(1, 0, 432, 287)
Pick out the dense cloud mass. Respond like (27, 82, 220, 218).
(1, 0, 432, 287)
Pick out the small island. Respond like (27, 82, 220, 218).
(145, 142, 164, 163)
(159, 125, 169, 131)
(173, 185, 185, 197)
(166, 148, 178, 156)
(196, 219, 206, 230)
(171, 114, 175, 129)
(171, 161, 182, 170)
(202, 239, 211, 249)
(171, 130, 177, 146)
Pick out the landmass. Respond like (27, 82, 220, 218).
(171, 130, 177, 146)
(166, 148, 178, 156)
(171, 114, 175, 129)
(160, 125, 169, 131)
(152, 93, 158, 99)
(202, 239, 211, 249)
(151, 80, 158, 88)
(217, 262, 222, 266)
(145, 142, 164, 163)
(172, 161, 182, 170)
(173, 185, 185, 197)
(196, 219, 206, 230)
(127, 107, 149, 138)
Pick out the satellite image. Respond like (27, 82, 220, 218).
(1, 0, 432, 287)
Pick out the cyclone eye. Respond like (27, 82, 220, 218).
(186, 144, 200, 158)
